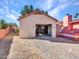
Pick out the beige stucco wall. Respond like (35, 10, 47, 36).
(73, 24, 79, 29)
(19, 14, 57, 38)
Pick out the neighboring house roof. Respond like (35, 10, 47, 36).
(18, 10, 58, 22)
(70, 19, 79, 24)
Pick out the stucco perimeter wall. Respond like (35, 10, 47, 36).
(19, 14, 57, 38)
(0, 27, 10, 39)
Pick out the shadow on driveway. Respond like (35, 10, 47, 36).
(26, 36, 79, 44)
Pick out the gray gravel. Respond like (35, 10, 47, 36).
(7, 36, 79, 59)
(0, 32, 15, 59)
(0, 39, 12, 59)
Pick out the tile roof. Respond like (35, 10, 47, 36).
(18, 10, 58, 22)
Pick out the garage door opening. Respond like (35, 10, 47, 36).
(36, 24, 52, 37)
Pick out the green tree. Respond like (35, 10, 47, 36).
(74, 13, 79, 18)
(20, 5, 48, 16)
(45, 11, 48, 15)
(35, 8, 40, 11)
(20, 5, 34, 16)
(0, 19, 7, 29)
(30, 5, 33, 12)
(7, 23, 18, 27)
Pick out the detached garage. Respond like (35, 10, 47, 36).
(18, 10, 58, 38)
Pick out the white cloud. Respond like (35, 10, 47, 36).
(4, 0, 8, 5)
(0, 3, 19, 20)
(10, 0, 19, 6)
(48, 0, 71, 18)
(9, 0, 14, 5)
(6, 13, 19, 25)
(35, 0, 53, 10)
(0, 3, 19, 16)
(44, 0, 53, 10)
(59, 0, 68, 4)
(0, 2, 10, 14)
(49, 4, 67, 17)
(11, 10, 20, 16)
(0, 9, 4, 14)
(74, 2, 79, 5)
(6, 14, 18, 20)
(0, 16, 4, 19)
(0, 2, 4, 6)
(3, 6, 10, 14)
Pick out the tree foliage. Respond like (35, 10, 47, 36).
(20, 5, 34, 16)
(30, 5, 33, 12)
(74, 13, 79, 18)
(8, 23, 18, 27)
(0, 19, 18, 29)
(44, 11, 48, 15)
(0, 19, 7, 29)
(20, 5, 48, 16)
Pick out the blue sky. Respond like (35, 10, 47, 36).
(0, 0, 79, 25)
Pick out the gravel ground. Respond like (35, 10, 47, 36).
(7, 36, 79, 59)
(0, 32, 16, 59)
(0, 39, 12, 59)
